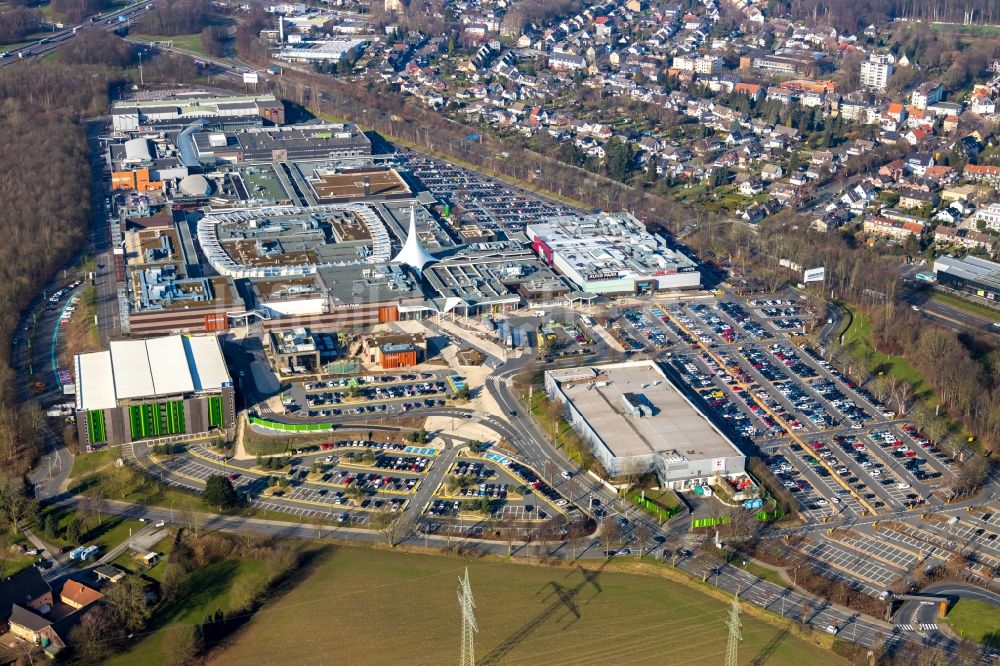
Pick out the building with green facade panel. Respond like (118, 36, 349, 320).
(75, 334, 236, 446)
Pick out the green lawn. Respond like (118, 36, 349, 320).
(627, 489, 681, 522)
(931, 22, 1000, 36)
(69, 448, 118, 480)
(840, 304, 927, 393)
(211, 545, 842, 665)
(129, 33, 208, 57)
(738, 559, 792, 589)
(930, 291, 1000, 323)
(104, 558, 271, 666)
(942, 598, 1000, 648)
(111, 535, 174, 580)
(37, 503, 145, 555)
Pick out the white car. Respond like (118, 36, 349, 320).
(816, 499, 829, 506)
(560, 471, 572, 479)
(896, 483, 911, 490)
(826, 625, 839, 635)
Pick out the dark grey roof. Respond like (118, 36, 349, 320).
(140, 105, 181, 115)
(0, 568, 51, 623)
(10, 604, 50, 632)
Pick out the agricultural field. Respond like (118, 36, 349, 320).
(209, 545, 842, 665)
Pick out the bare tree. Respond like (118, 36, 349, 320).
(634, 523, 651, 557)
(370, 508, 405, 548)
(600, 516, 621, 554)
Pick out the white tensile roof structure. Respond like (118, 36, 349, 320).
(391, 206, 436, 275)
(75, 334, 231, 411)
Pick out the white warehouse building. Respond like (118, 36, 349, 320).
(526, 213, 700, 295)
(545, 361, 745, 489)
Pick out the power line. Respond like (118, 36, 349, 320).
(458, 567, 478, 666)
(725, 590, 742, 666)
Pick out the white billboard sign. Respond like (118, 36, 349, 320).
(803, 267, 825, 283)
(243, 71, 259, 85)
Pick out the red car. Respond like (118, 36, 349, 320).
(227, 473, 240, 481)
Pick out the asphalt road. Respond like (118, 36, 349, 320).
(0, 2, 151, 66)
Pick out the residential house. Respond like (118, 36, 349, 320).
(766, 87, 795, 104)
(548, 52, 587, 72)
(973, 202, 1000, 231)
(970, 93, 996, 116)
(934, 206, 963, 224)
(736, 174, 764, 196)
(839, 99, 869, 121)
(953, 135, 983, 161)
(761, 164, 783, 181)
(923, 165, 955, 185)
(8, 604, 64, 650)
(910, 82, 944, 110)
(771, 181, 802, 205)
(898, 188, 939, 210)
(906, 153, 935, 177)
(846, 139, 878, 157)
(963, 164, 1000, 186)
(885, 102, 907, 123)
(863, 216, 924, 239)
(906, 126, 933, 145)
(0, 568, 53, 627)
(734, 82, 764, 101)
(59, 581, 103, 611)
(934, 225, 996, 251)
(943, 115, 960, 133)
(879, 159, 906, 181)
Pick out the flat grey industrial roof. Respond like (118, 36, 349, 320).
(549, 361, 741, 462)
(935, 254, 1000, 291)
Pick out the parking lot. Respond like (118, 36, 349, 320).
(422, 453, 574, 526)
(144, 439, 434, 527)
(284, 371, 452, 418)
(802, 538, 897, 591)
(403, 154, 574, 235)
(637, 295, 965, 525)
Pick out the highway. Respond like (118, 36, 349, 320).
(0, 1, 151, 65)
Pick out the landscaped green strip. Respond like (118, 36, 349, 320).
(129, 405, 143, 440)
(87, 409, 107, 444)
(209, 396, 224, 429)
(930, 291, 1000, 322)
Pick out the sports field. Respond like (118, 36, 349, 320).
(210, 546, 842, 665)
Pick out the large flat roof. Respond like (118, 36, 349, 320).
(549, 361, 740, 462)
(75, 334, 231, 410)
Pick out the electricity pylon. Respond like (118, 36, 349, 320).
(725, 590, 742, 666)
(458, 567, 478, 666)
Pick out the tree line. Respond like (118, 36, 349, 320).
(0, 44, 198, 477)
(0, 6, 42, 45)
(775, 0, 1000, 33)
(51, 0, 112, 24)
(138, 0, 214, 36)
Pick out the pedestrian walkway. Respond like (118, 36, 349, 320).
(22, 529, 62, 564)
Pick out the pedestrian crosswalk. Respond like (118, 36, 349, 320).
(896, 624, 938, 632)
